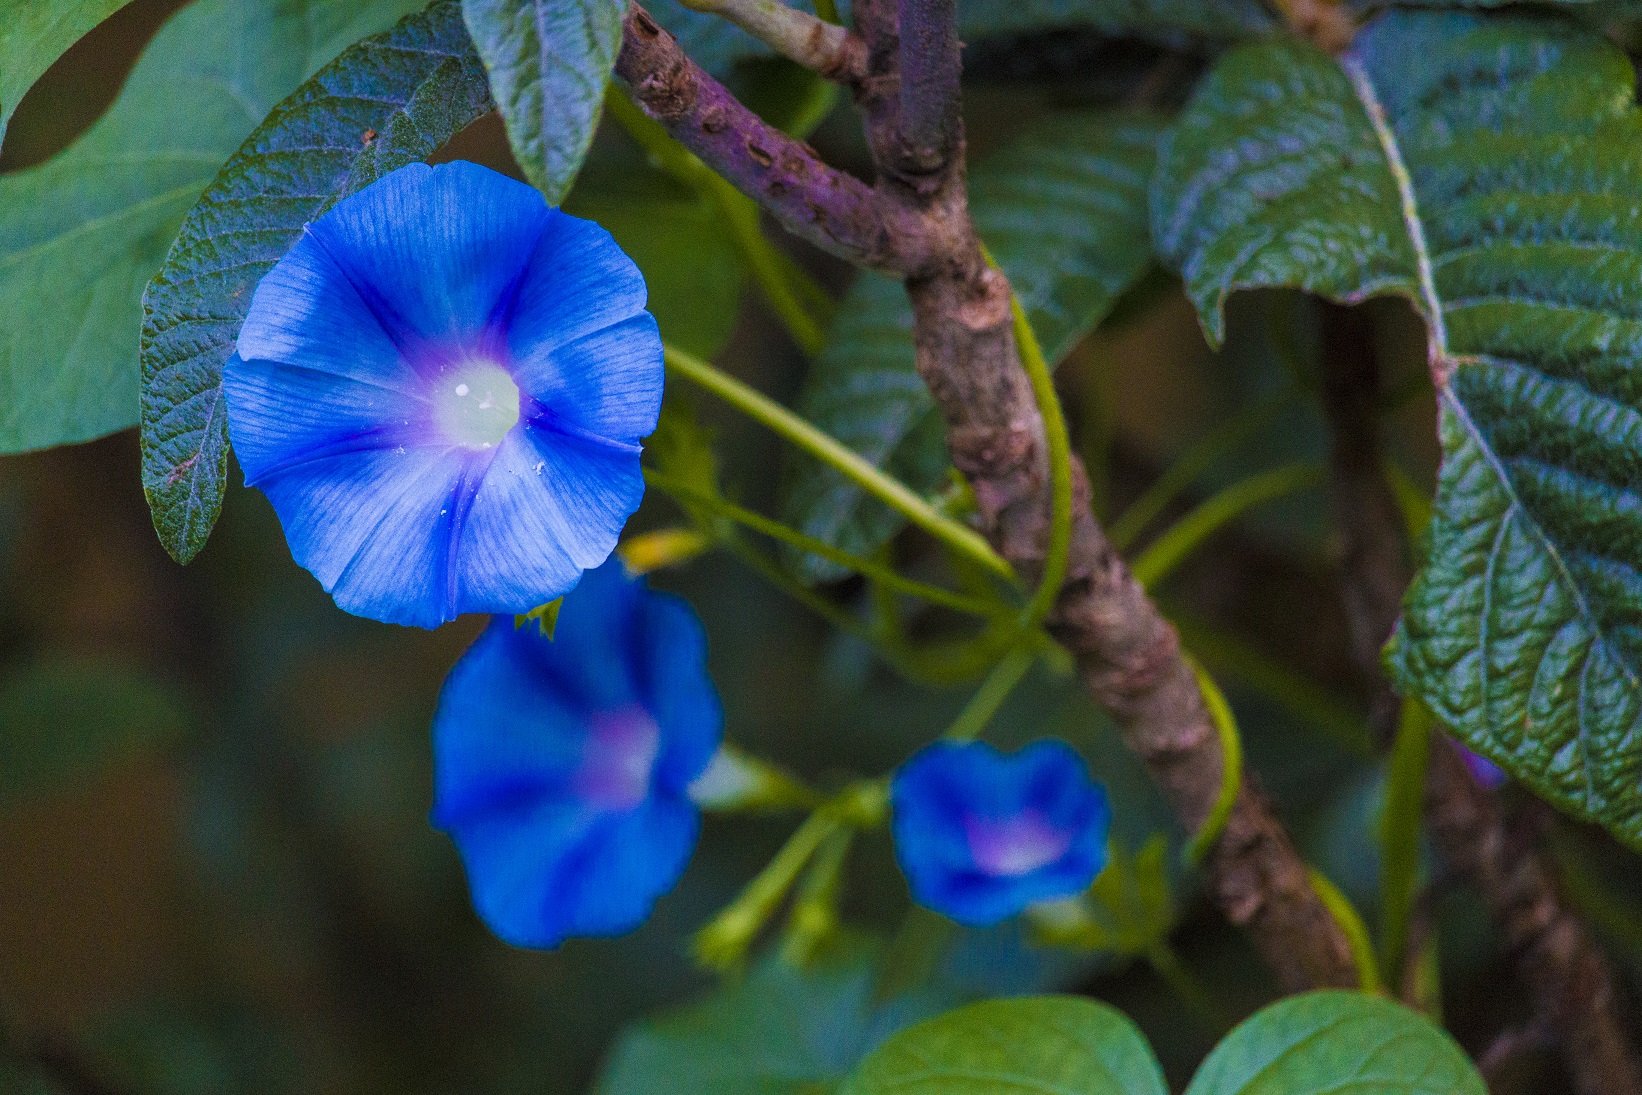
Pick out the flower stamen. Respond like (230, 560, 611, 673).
(435, 361, 520, 448)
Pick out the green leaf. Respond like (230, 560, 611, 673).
(646, 396, 726, 529)
(840, 996, 1167, 1095)
(462, 0, 623, 202)
(595, 939, 951, 1095)
(0, 0, 133, 148)
(1183, 991, 1483, 1095)
(138, 0, 492, 564)
(0, 0, 423, 457)
(518, 597, 564, 636)
(564, 160, 746, 359)
(784, 112, 1162, 580)
(0, 655, 190, 801)
(1151, 11, 1642, 848)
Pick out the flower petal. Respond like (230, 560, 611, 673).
(448, 797, 698, 949)
(633, 590, 723, 795)
(430, 561, 718, 949)
(444, 798, 592, 949)
(550, 798, 700, 940)
(256, 443, 472, 628)
(223, 353, 428, 486)
(890, 740, 1111, 926)
(302, 161, 550, 350)
(513, 311, 663, 444)
(234, 230, 421, 392)
(431, 619, 591, 826)
(453, 425, 645, 616)
(506, 212, 650, 356)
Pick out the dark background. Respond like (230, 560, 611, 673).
(3, 3, 1639, 1092)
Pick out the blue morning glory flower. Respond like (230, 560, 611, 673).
(431, 559, 722, 948)
(223, 161, 662, 628)
(890, 740, 1110, 926)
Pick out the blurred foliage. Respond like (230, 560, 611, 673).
(0, 656, 189, 801)
(0, 2, 1636, 1094)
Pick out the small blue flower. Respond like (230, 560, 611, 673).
(431, 559, 721, 948)
(224, 161, 662, 628)
(890, 740, 1110, 926)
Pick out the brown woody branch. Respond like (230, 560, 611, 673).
(853, 0, 1360, 989)
(1318, 303, 1642, 1095)
(618, 0, 1359, 989)
(615, 7, 916, 272)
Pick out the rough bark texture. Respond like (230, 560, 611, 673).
(615, 8, 914, 272)
(1319, 304, 1642, 1095)
(616, 0, 1357, 990)
(854, 0, 1361, 990)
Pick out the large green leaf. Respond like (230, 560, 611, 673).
(1151, 11, 1642, 847)
(0, 0, 133, 148)
(0, 0, 423, 457)
(595, 940, 952, 1095)
(461, 0, 623, 202)
(0, 655, 190, 801)
(1183, 991, 1483, 1095)
(138, 0, 492, 563)
(783, 112, 1162, 580)
(839, 996, 1167, 1095)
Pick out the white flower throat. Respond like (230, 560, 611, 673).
(434, 361, 520, 448)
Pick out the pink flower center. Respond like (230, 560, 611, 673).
(964, 811, 1073, 877)
(576, 706, 662, 810)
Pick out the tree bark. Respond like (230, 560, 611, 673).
(616, 0, 1360, 991)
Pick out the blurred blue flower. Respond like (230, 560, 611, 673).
(224, 161, 661, 628)
(431, 559, 722, 948)
(890, 740, 1110, 926)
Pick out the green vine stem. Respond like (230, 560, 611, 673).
(1308, 868, 1384, 995)
(1004, 278, 1073, 631)
(942, 643, 1039, 742)
(1169, 612, 1372, 757)
(1378, 697, 1432, 988)
(695, 778, 889, 971)
(781, 828, 853, 966)
(695, 810, 841, 971)
(663, 344, 1016, 582)
(1109, 386, 1298, 550)
(1182, 656, 1243, 867)
(1130, 462, 1323, 588)
(704, 173, 828, 354)
(716, 527, 1022, 687)
(643, 467, 1003, 618)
